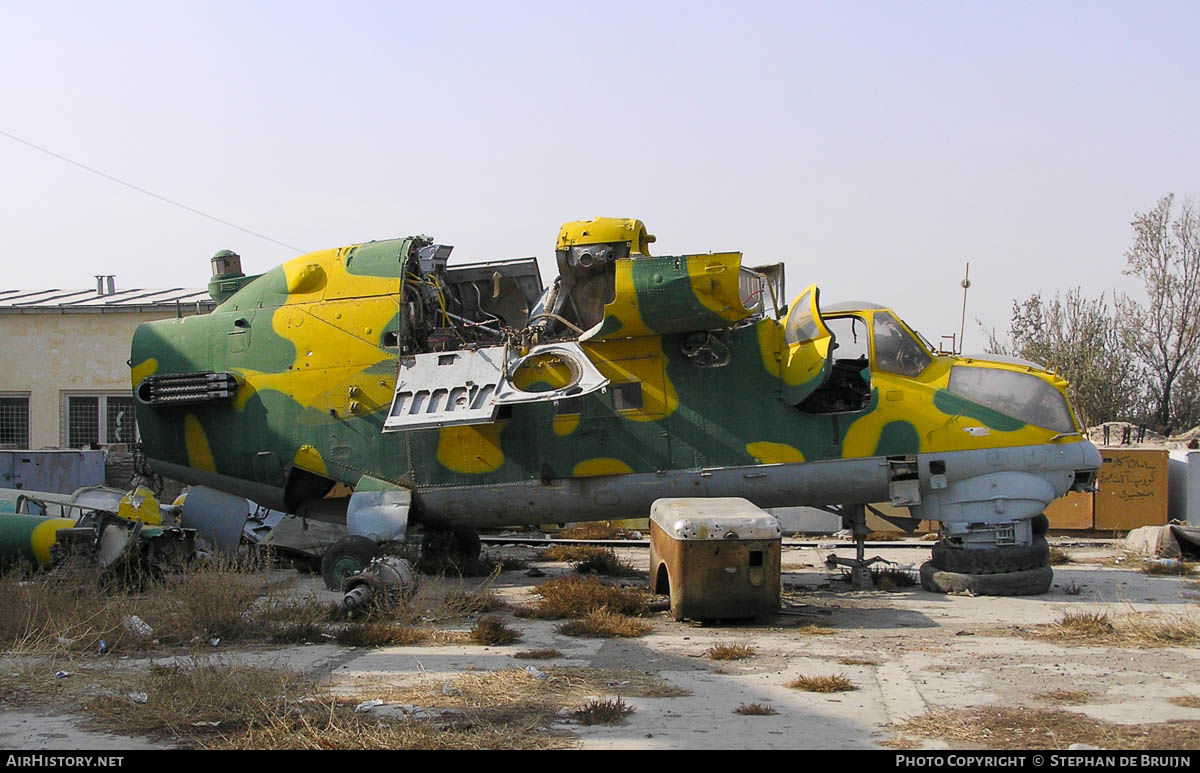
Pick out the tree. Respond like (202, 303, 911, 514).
(986, 289, 1146, 428)
(1123, 194, 1200, 434)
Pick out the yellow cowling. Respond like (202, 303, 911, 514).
(117, 486, 163, 526)
(556, 218, 655, 255)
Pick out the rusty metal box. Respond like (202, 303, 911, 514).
(1045, 491, 1094, 530)
(1094, 448, 1169, 531)
(649, 498, 781, 621)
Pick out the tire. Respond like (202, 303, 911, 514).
(1030, 514, 1050, 536)
(920, 561, 1053, 596)
(321, 535, 381, 591)
(930, 537, 1049, 574)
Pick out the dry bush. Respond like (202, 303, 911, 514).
(557, 523, 624, 540)
(867, 532, 906, 541)
(734, 703, 778, 716)
(373, 667, 688, 714)
(556, 608, 650, 638)
(1035, 690, 1093, 705)
(520, 575, 649, 619)
(573, 697, 633, 725)
(336, 622, 431, 647)
(0, 555, 293, 655)
(513, 649, 562, 660)
(1170, 696, 1200, 709)
(1143, 560, 1196, 576)
(87, 657, 570, 750)
(86, 658, 316, 742)
(1054, 611, 1116, 638)
(1049, 547, 1073, 565)
(838, 657, 878, 666)
(469, 615, 521, 646)
(786, 674, 856, 693)
(870, 567, 916, 589)
(795, 624, 836, 636)
(895, 707, 1200, 750)
(706, 643, 755, 661)
(214, 702, 573, 750)
(539, 545, 636, 577)
(1026, 609, 1200, 647)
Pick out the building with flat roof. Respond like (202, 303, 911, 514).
(0, 278, 214, 449)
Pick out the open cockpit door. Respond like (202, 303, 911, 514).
(780, 284, 835, 405)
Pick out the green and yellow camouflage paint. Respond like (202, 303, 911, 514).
(131, 221, 1100, 535)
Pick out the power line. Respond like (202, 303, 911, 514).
(0, 129, 306, 253)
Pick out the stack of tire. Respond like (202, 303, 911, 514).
(919, 515, 1053, 596)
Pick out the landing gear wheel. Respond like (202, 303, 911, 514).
(421, 528, 482, 564)
(919, 562, 1053, 596)
(930, 537, 1050, 574)
(1030, 514, 1050, 536)
(321, 535, 381, 591)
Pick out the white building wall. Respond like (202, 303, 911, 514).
(0, 311, 183, 448)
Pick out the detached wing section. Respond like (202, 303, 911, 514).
(780, 284, 835, 405)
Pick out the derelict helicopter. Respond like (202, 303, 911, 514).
(130, 218, 1101, 593)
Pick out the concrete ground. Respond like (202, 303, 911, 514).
(4, 538, 1200, 750)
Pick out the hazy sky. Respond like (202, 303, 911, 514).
(3, 1, 1197, 349)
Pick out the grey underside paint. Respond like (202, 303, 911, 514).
(411, 440, 1100, 530)
(154, 440, 1100, 533)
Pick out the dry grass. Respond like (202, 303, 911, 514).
(1035, 690, 1093, 705)
(1143, 560, 1197, 576)
(87, 658, 577, 750)
(335, 622, 431, 647)
(519, 575, 649, 619)
(706, 643, 755, 661)
(1049, 547, 1073, 565)
(786, 674, 856, 693)
(734, 703, 778, 716)
(1170, 696, 1200, 709)
(215, 703, 572, 750)
(370, 667, 689, 710)
(86, 657, 316, 743)
(556, 523, 635, 541)
(895, 707, 1200, 750)
(1024, 609, 1200, 648)
(795, 624, 836, 636)
(469, 615, 521, 646)
(513, 649, 562, 660)
(867, 531, 906, 541)
(539, 546, 636, 577)
(573, 697, 633, 725)
(870, 566, 916, 589)
(0, 556, 310, 656)
(838, 657, 879, 666)
(556, 608, 651, 638)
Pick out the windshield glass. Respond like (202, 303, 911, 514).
(873, 311, 931, 377)
(948, 366, 1076, 433)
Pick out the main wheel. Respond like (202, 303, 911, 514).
(930, 537, 1049, 574)
(1030, 514, 1050, 536)
(321, 535, 381, 591)
(920, 562, 1053, 596)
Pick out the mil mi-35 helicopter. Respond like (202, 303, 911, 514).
(130, 218, 1101, 595)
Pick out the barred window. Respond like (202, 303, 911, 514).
(64, 394, 138, 447)
(106, 396, 136, 444)
(0, 397, 30, 447)
(67, 396, 100, 448)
